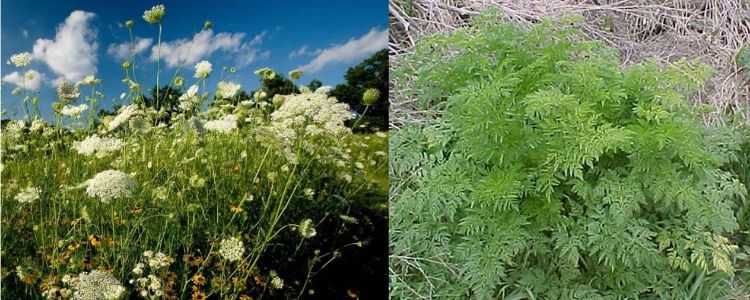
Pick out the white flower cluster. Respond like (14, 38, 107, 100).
(269, 270, 284, 290)
(216, 81, 241, 99)
(15, 186, 41, 203)
(84, 170, 136, 203)
(131, 263, 145, 275)
(268, 87, 353, 160)
(42, 286, 73, 299)
(194, 60, 212, 79)
(56, 81, 80, 101)
(204, 115, 237, 133)
(29, 118, 45, 132)
(218, 237, 244, 262)
(108, 105, 139, 131)
(78, 74, 101, 86)
(142, 4, 165, 24)
(60, 104, 89, 118)
(6, 120, 25, 138)
(178, 84, 200, 111)
(145, 251, 173, 269)
(133, 274, 162, 298)
(73, 135, 124, 157)
(71, 270, 125, 300)
(9, 52, 32, 67)
(299, 219, 317, 238)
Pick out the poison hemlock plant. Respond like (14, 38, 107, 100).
(390, 11, 748, 299)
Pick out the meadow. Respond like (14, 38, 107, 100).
(1, 4, 388, 299)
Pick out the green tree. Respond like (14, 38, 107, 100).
(330, 49, 388, 131)
(143, 84, 184, 123)
(307, 79, 323, 91)
(251, 74, 299, 99)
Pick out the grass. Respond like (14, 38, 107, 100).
(1, 123, 387, 298)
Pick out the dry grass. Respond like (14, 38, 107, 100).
(389, 0, 750, 127)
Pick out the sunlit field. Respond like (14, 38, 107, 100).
(1, 4, 388, 299)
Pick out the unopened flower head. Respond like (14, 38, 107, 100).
(84, 170, 136, 203)
(218, 237, 244, 262)
(288, 69, 303, 80)
(253, 90, 267, 101)
(9, 52, 32, 68)
(362, 88, 380, 106)
(143, 4, 165, 24)
(71, 270, 125, 300)
(216, 81, 241, 99)
(194, 60, 212, 79)
(272, 94, 285, 107)
(15, 186, 41, 203)
(254, 67, 275, 81)
(125, 20, 134, 28)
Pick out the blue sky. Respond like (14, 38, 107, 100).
(1, 0, 387, 120)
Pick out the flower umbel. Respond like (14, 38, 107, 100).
(56, 81, 80, 101)
(70, 270, 125, 300)
(84, 170, 136, 203)
(194, 60, 212, 79)
(216, 81, 241, 99)
(143, 4, 165, 24)
(299, 219, 317, 238)
(15, 186, 41, 203)
(73, 135, 124, 157)
(8, 52, 32, 68)
(218, 237, 244, 262)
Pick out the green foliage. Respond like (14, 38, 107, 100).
(330, 49, 388, 131)
(391, 12, 748, 299)
(143, 84, 184, 122)
(252, 73, 299, 99)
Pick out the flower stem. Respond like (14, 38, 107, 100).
(156, 22, 162, 114)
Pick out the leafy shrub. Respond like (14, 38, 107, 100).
(390, 11, 748, 299)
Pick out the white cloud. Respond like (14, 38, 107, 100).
(32, 10, 98, 84)
(152, 29, 265, 68)
(107, 37, 153, 61)
(288, 45, 309, 59)
(299, 28, 387, 73)
(22, 30, 29, 38)
(235, 31, 268, 67)
(2, 70, 44, 90)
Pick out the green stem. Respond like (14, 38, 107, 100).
(156, 22, 162, 114)
(128, 27, 144, 103)
(21, 70, 30, 121)
(352, 105, 370, 129)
